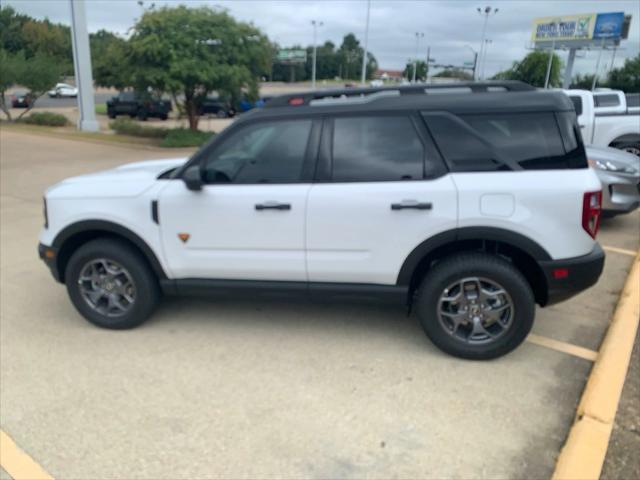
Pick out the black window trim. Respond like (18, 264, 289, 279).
(196, 116, 322, 186)
(316, 111, 447, 184)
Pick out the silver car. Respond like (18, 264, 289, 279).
(586, 145, 640, 216)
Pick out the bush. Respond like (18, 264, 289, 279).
(161, 128, 214, 148)
(109, 118, 167, 138)
(19, 111, 69, 126)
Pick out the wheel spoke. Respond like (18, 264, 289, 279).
(441, 310, 467, 334)
(78, 258, 136, 317)
(86, 289, 105, 305)
(470, 318, 492, 339)
(107, 295, 127, 313)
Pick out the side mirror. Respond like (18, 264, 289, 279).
(183, 165, 203, 191)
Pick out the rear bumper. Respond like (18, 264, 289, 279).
(38, 243, 62, 282)
(539, 244, 605, 306)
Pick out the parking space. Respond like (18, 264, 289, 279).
(1, 128, 638, 478)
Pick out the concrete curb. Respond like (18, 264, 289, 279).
(552, 251, 640, 480)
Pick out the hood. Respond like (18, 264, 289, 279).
(46, 157, 188, 199)
(586, 145, 640, 170)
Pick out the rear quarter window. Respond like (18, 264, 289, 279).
(423, 111, 587, 171)
(594, 94, 620, 108)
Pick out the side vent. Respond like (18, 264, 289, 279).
(151, 200, 159, 224)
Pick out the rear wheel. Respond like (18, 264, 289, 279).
(415, 252, 535, 360)
(65, 238, 160, 329)
(613, 141, 640, 157)
(216, 109, 228, 118)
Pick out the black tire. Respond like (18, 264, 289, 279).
(137, 110, 148, 121)
(613, 142, 640, 157)
(108, 112, 116, 119)
(65, 238, 161, 329)
(415, 252, 535, 360)
(160, 114, 168, 121)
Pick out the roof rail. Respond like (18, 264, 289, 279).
(265, 81, 535, 108)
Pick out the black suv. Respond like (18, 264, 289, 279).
(107, 92, 172, 121)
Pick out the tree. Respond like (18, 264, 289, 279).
(607, 55, 640, 93)
(492, 50, 562, 88)
(128, 6, 271, 130)
(0, 49, 21, 120)
(14, 52, 64, 119)
(337, 33, 377, 80)
(433, 68, 473, 81)
(403, 61, 428, 81)
(570, 73, 597, 90)
(92, 33, 132, 90)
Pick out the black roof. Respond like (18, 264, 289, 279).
(238, 81, 575, 122)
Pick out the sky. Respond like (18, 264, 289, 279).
(5, 0, 640, 78)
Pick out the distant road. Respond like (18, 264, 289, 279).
(34, 92, 113, 108)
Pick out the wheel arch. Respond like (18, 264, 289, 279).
(52, 220, 167, 284)
(397, 227, 551, 306)
(609, 133, 640, 147)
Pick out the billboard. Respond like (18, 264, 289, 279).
(276, 49, 307, 64)
(532, 12, 626, 46)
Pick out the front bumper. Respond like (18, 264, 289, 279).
(539, 244, 605, 306)
(38, 243, 62, 282)
(597, 169, 640, 214)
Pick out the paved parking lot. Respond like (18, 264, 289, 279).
(1, 128, 638, 478)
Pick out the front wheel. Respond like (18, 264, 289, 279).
(415, 253, 535, 360)
(614, 142, 640, 157)
(65, 238, 161, 329)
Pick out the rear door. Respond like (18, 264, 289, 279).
(305, 113, 457, 285)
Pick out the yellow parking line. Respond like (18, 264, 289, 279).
(553, 252, 640, 480)
(526, 333, 598, 362)
(0, 430, 53, 480)
(602, 245, 638, 257)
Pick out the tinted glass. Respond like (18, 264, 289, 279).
(569, 96, 583, 116)
(119, 92, 135, 102)
(332, 116, 424, 182)
(555, 112, 587, 168)
(594, 94, 620, 107)
(625, 93, 640, 108)
(425, 112, 581, 171)
(203, 120, 312, 184)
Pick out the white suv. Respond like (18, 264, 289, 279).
(39, 82, 605, 359)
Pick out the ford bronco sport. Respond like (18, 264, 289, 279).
(39, 81, 605, 359)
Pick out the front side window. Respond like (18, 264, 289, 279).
(203, 120, 312, 184)
(332, 116, 424, 182)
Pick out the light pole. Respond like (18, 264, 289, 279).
(360, 0, 371, 86)
(311, 20, 323, 89)
(477, 6, 498, 81)
(480, 38, 492, 80)
(413, 32, 424, 83)
(465, 44, 479, 81)
(544, 19, 561, 89)
(591, 39, 606, 91)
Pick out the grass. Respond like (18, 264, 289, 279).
(109, 118, 168, 138)
(95, 104, 107, 115)
(110, 118, 213, 148)
(18, 111, 69, 127)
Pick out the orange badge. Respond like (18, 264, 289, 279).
(178, 233, 190, 243)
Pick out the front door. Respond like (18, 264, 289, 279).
(159, 118, 317, 281)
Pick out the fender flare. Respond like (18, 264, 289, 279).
(52, 220, 167, 280)
(396, 227, 552, 286)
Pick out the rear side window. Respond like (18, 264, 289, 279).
(569, 96, 583, 116)
(331, 116, 424, 182)
(424, 112, 586, 171)
(594, 94, 620, 107)
(626, 93, 640, 108)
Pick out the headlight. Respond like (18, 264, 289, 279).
(588, 158, 638, 174)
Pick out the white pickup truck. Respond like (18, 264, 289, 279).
(564, 89, 640, 156)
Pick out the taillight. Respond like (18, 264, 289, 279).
(288, 97, 304, 106)
(582, 191, 602, 239)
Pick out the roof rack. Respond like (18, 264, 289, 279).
(265, 81, 536, 108)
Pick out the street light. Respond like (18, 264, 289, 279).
(476, 6, 498, 81)
(413, 32, 425, 83)
(311, 20, 323, 89)
(481, 38, 492, 80)
(360, 0, 371, 86)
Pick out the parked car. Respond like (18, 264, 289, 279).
(38, 81, 604, 360)
(10, 91, 34, 108)
(237, 96, 273, 113)
(106, 91, 172, 121)
(586, 145, 640, 217)
(197, 96, 235, 118)
(564, 89, 640, 156)
(47, 83, 78, 98)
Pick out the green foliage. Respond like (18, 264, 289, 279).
(403, 61, 428, 81)
(160, 128, 214, 148)
(19, 111, 69, 126)
(109, 118, 168, 138)
(607, 55, 640, 93)
(434, 68, 473, 81)
(91, 31, 132, 90)
(128, 5, 271, 130)
(570, 73, 597, 90)
(0, 49, 21, 119)
(492, 50, 562, 88)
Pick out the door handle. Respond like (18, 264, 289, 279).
(391, 201, 432, 211)
(255, 202, 291, 211)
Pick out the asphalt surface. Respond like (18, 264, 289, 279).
(0, 128, 638, 478)
(16, 92, 114, 109)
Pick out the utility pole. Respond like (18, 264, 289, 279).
(311, 20, 323, 89)
(360, 0, 371, 86)
(413, 32, 424, 83)
(480, 38, 492, 80)
(544, 38, 556, 89)
(465, 44, 478, 81)
(425, 46, 431, 83)
(69, 0, 98, 131)
(609, 46, 618, 75)
(477, 6, 498, 82)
